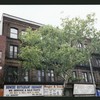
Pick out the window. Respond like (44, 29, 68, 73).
(38, 70, 41, 82)
(80, 62, 89, 67)
(93, 72, 96, 82)
(77, 43, 82, 48)
(9, 45, 18, 58)
(82, 72, 88, 82)
(24, 70, 29, 82)
(96, 58, 100, 66)
(98, 72, 100, 82)
(19, 69, 29, 82)
(72, 71, 76, 79)
(10, 28, 18, 39)
(6, 66, 18, 83)
(80, 63, 84, 66)
(83, 44, 87, 48)
(88, 72, 93, 83)
(38, 70, 45, 82)
(37, 69, 54, 82)
(42, 70, 45, 81)
(21, 30, 27, 36)
(47, 70, 54, 82)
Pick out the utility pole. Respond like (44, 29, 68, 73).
(89, 57, 96, 96)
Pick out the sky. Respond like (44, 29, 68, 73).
(0, 5, 100, 29)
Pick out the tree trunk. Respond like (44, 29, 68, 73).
(62, 79, 68, 96)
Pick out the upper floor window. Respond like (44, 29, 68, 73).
(88, 72, 92, 83)
(77, 43, 82, 48)
(83, 44, 87, 48)
(10, 28, 18, 39)
(96, 58, 100, 66)
(24, 70, 29, 82)
(47, 70, 54, 82)
(37, 69, 54, 82)
(19, 69, 29, 82)
(72, 71, 77, 79)
(38, 70, 45, 82)
(9, 45, 18, 58)
(82, 72, 88, 82)
(77, 42, 87, 49)
(21, 30, 27, 36)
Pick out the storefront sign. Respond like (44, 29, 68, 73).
(43, 85, 63, 96)
(4, 85, 43, 97)
(73, 84, 96, 95)
(4, 85, 63, 97)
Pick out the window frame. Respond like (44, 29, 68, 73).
(37, 69, 55, 82)
(9, 45, 18, 59)
(37, 69, 45, 82)
(77, 42, 82, 48)
(88, 72, 93, 83)
(96, 58, 100, 67)
(82, 72, 88, 82)
(10, 27, 18, 39)
(72, 71, 77, 79)
(24, 70, 29, 82)
(47, 69, 55, 82)
(21, 30, 27, 36)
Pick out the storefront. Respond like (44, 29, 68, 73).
(3, 85, 63, 97)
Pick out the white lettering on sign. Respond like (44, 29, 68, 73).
(4, 85, 43, 97)
(44, 85, 63, 96)
(4, 85, 63, 97)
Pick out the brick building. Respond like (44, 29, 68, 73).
(0, 13, 100, 96)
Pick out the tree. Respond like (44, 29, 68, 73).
(19, 13, 100, 96)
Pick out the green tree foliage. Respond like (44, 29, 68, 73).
(19, 13, 100, 95)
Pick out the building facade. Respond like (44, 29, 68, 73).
(0, 13, 100, 96)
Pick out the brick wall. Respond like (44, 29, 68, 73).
(0, 35, 6, 86)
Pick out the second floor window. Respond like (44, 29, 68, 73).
(72, 71, 77, 79)
(77, 43, 82, 48)
(82, 72, 88, 82)
(38, 70, 45, 82)
(9, 45, 18, 58)
(37, 69, 54, 82)
(88, 72, 93, 83)
(21, 30, 27, 36)
(47, 70, 54, 82)
(96, 58, 100, 67)
(10, 28, 18, 39)
(24, 70, 29, 82)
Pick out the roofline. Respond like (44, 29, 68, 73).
(2, 13, 44, 27)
